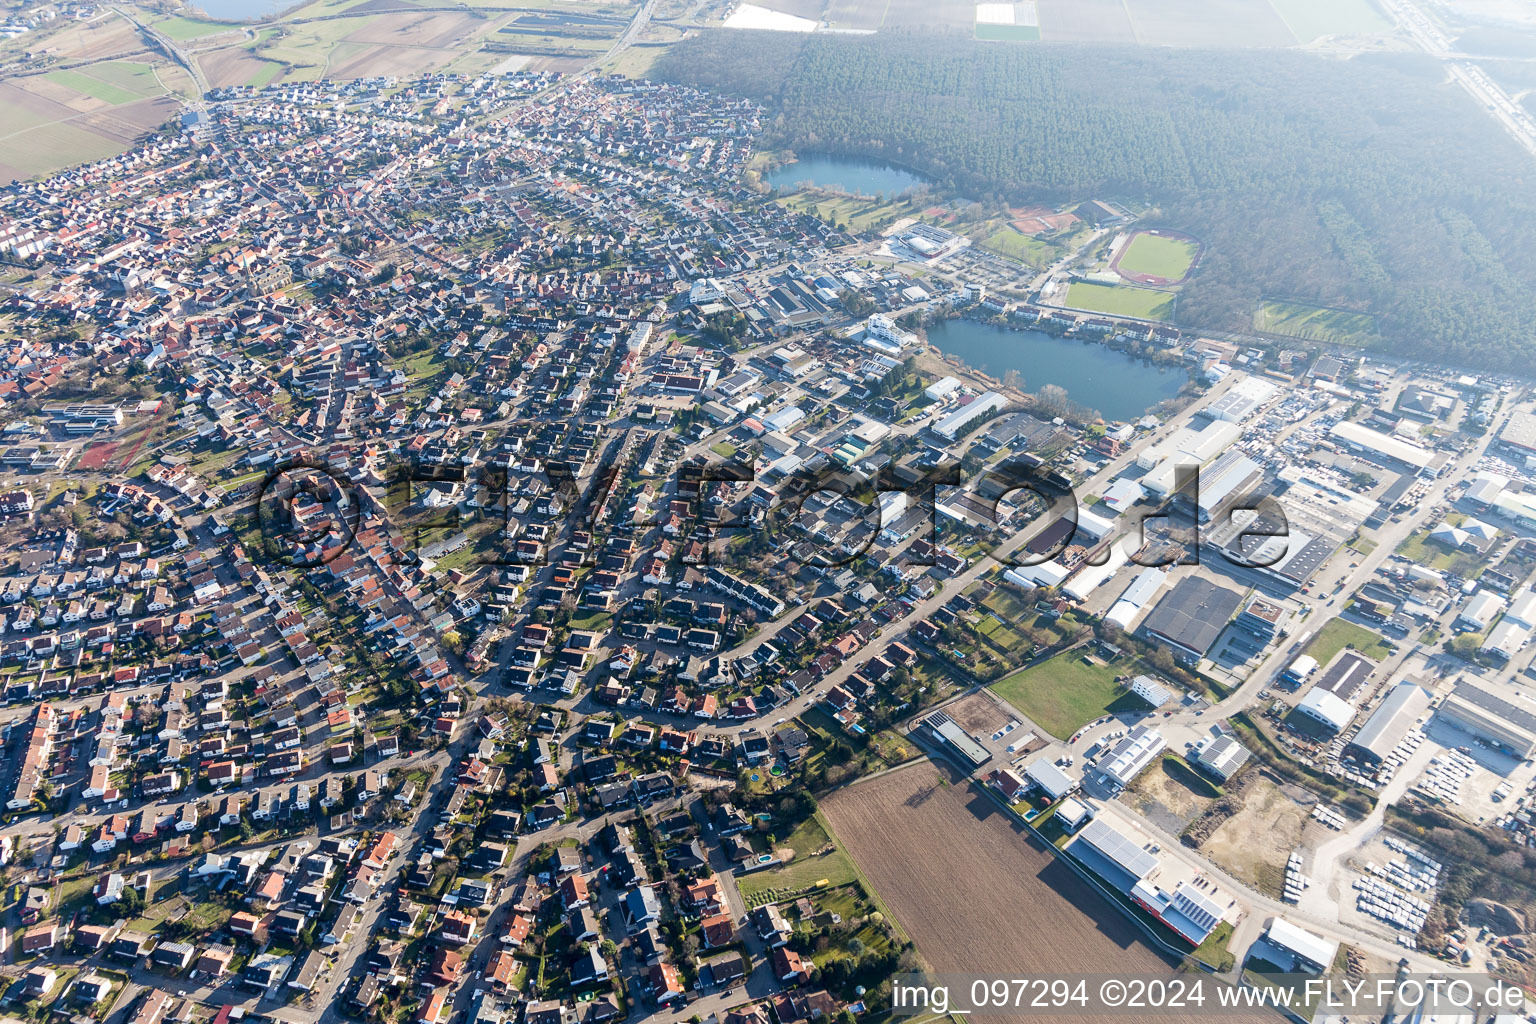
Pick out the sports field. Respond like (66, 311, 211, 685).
(1115, 231, 1198, 282)
(1253, 299, 1377, 347)
(983, 226, 1052, 264)
(1064, 281, 1173, 320)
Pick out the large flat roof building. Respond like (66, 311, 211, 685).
(913, 712, 991, 771)
(1098, 725, 1165, 789)
(1313, 650, 1376, 702)
(1438, 681, 1536, 759)
(933, 391, 1007, 440)
(1294, 688, 1356, 734)
(1346, 682, 1431, 765)
(1139, 577, 1243, 663)
(1498, 408, 1536, 455)
(1329, 420, 1439, 473)
(1262, 918, 1338, 974)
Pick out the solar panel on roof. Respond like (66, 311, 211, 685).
(1079, 820, 1157, 881)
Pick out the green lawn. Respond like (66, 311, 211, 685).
(45, 63, 163, 105)
(1305, 617, 1391, 666)
(989, 650, 1142, 739)
(1063, 281, 1174, 320)
(982, 226, 1052, 265)
(737, 813, 858, 902)
(1253, 299, 1378, 347)
(1116, 232, 1198, 280)
(152, 15, 244, 39)
(1193, 920, 1236, 971)
(1394, 519, 1484, 577)
(247, 60, 284, 89)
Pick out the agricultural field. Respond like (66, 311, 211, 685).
(46, 61, 166, 105)
(777, 0, 1398, 42)
(1253, 299, 1379, 346)
(1063, 281, 1174, 320)
(196, 7, 516, 87)
(1114, 230, 1198, 283)
(0, 62, 188, 182)
(822, 762, 1264, 1024)
(975, 22, 1040, 39)
(1304, 617, 1393, 665)
(989, 649, 1142, 740)
(1266, 0, 1389, 42)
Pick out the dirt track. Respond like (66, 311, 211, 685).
(822, 760, 1272, 1024)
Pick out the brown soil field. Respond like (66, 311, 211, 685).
(823, 761, 1269, 1024)
(1128, 758, 1215, 831)
(0, 81, 78, 128)
(343, 10, 486, 48)
(1199, 774, 1312, 896)
(31, 16, 145, 64)
(198, 46, 281, 89)
(0, 92, 177, 182)
(325, 41, 457, 79)
(946, 692, 1014, 738)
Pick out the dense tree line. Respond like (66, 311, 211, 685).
(655, 33, 1536, 371)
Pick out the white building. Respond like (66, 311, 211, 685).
(1458, 590, 1505, 632)
(924, 376, 962, 402)
(1098, 725, 1165, 789)
(932, 391, 1006, 440)
(1129, 675, 1172, 709)
(1261, 918, 1338, 974)
(1295, 688, 1355, 733)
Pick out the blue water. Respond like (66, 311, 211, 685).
(926, 320, 1186, 422)
(192, 0, 291, 20)
(764, 154, 927, 195)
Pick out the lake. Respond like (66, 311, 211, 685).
(764, 154, 927, 195)
(192, 0, 291, 20)
(926, 319, 1186, 422)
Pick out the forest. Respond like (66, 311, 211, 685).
(654, 33, 1536, 371)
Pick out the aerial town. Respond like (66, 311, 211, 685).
(0, 20, 1534, 1024)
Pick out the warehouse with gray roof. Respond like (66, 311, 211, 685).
(1139, 577, 1244, 663)
(1437, 680, 1536, 760)
(1345, 681, 1432, 765)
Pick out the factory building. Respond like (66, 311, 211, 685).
(1096, 725, 1165, 790)
(1069, 820, 1228, 946)
(1294, 688, 1356, 734)
(1345, 682, 1432, 765)
(1105, 567, 1168, 631)
(1192, 730, 1250, 782)
(912, 712, 991, 771)
(1260, 918, 1339, 974)
(1329, 420, 1441, 475)
(1138, 577, 1244, 664)
(1437, 681, 1536, 760)
(932, 391, 1007, 440)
